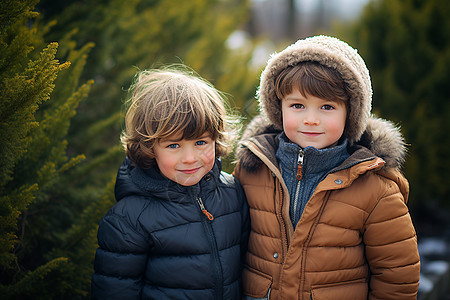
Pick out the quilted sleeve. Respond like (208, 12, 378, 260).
(91, 206, 151, 300)
(363, 175, 420, 299)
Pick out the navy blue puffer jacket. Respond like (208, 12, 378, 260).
(92, 158, 249, 299)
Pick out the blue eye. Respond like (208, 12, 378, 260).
(167, 144, 179, 149)
(196, 140, 206, 146)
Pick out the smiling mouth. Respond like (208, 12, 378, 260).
(301, 132, 322, 137)
(179, 167, 201, 174)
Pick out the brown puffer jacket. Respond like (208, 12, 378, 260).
(233, 116, 420, 300)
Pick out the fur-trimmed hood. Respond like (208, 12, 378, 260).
(236, 114, 407, 171)
(258, 35, 372, 144)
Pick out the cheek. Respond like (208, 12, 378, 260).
(326, 117, 346, 136)
(283, 112, 298, 131)
(199, 145, 216, 165)
(154, 156, 176, 180)
(155, 155, 174, 171)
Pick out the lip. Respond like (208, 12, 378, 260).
(301, 131, 323, 137)
(179, 167, 201, 174)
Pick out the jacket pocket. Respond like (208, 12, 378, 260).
(242, 266, 272, 299)
(310, 278, 367, 300)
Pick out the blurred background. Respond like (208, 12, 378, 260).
(1, 0, 449, 298)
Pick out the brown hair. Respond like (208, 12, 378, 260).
(121, 66, 238, 169)
(274, 61, 350, 105)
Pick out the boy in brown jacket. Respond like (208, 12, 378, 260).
(233, 35, 420, 299)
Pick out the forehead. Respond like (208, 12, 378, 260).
(282, 89, 338, 102)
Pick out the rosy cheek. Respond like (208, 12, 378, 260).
(285, 117, 297, 131)
(328, 120, 345, 136)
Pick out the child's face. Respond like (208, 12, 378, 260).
(153, 133, 216, 186)
(281, 89, 347, 149)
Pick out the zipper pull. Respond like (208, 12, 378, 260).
(196, 197, 214, 221)
(296, 149, 304, 180)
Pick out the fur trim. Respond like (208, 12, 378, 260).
(237, 114, 407, 171)
(258, 35, 372, 144)
(240, 113, 279, 141)
(235, 114, 280, 172)
(356, 117, 407, 169)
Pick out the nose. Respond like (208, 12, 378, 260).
(303, 112, 320, 126)
(181, 147, 197, 164)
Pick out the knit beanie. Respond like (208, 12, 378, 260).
(258, 35, 372, 143)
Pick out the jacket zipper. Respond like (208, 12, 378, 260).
(196, 197, 222, 299)
(196, 197, 214, 220)
(296, 148, 304, 180)
(292, 149, 304, 222)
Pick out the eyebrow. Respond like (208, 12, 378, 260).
(159, 137, 182, 144)
(284, 96, 304, 102)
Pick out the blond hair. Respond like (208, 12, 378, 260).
(121, 66, 237, 169)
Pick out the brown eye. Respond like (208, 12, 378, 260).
(322, 104, 335, 110)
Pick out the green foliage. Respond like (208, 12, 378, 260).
(0, 0, 41, 186)
(0, 0, 94, 298)
(0, 257, 69, 299)
(0, 0, 64, 268)
(48, 178, 117, 297)
(351, 0, 450, 206)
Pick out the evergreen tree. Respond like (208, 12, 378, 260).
(351, 0, 450, 208)
(0, 0, 93, 298)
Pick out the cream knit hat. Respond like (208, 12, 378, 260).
(258, 35, 372, 143)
